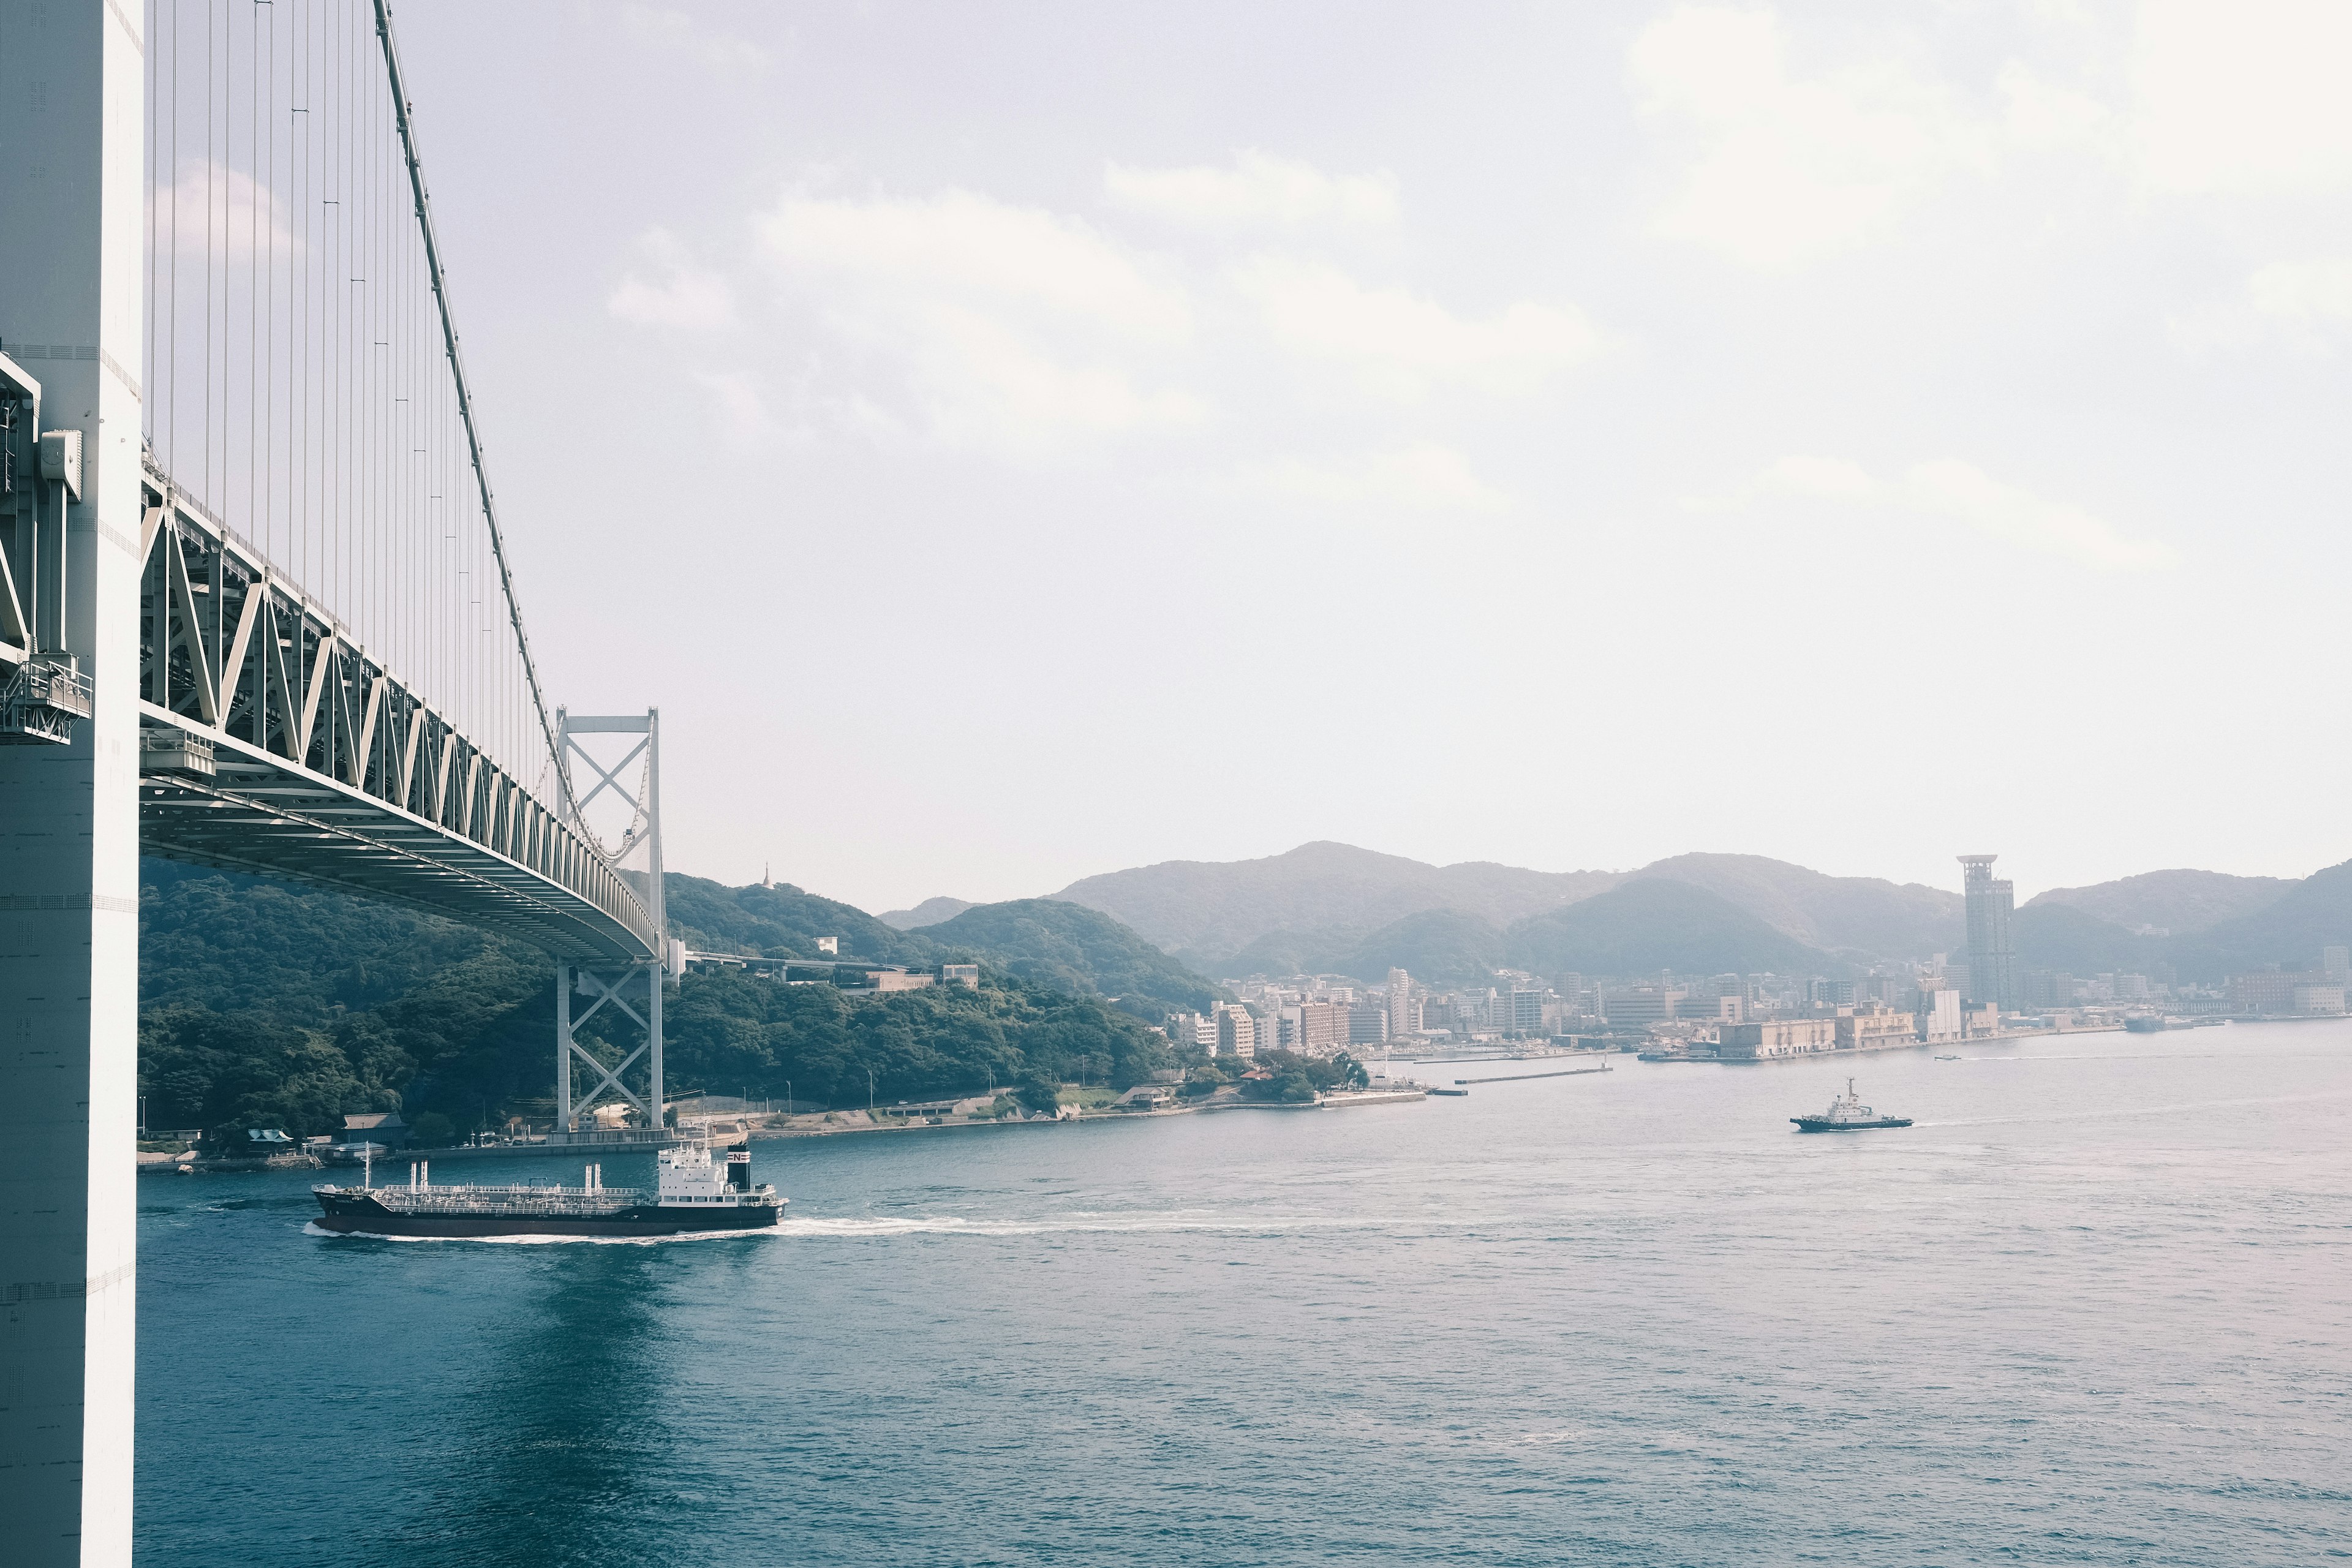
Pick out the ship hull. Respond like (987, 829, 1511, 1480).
(314, 1192, 779, 1237)
(1790, 1117, 1912, 1133)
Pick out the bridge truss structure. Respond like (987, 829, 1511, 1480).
(1, 5, 673, 1559)
(132, 472, 656, 960)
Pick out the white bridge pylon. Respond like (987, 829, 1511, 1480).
(554, 711, 669, 1134)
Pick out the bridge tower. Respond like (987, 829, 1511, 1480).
(554, 711, 669, 1137)
(0, 2, 147, 1562)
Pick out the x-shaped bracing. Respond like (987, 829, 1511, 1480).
(563, 734, 649, 853)
(567, 966, 652, 1114)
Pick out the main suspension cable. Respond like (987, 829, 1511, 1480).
(372, 0, 570, 809)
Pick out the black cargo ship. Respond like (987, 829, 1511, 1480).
(313, 1141, 783, 1238)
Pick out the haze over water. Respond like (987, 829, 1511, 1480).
(140, 1024, 2351, 1565)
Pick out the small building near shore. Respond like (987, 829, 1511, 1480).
(341, 1112, 409, 1150)
(1838, 1007, 1920, 1052)
(1718, 1018, 1838, 1060)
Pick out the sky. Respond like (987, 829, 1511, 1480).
(385, 0, 2352, 912)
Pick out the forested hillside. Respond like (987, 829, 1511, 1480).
(138, 862, 1171, 1141)
(916, 899, 1223, 1019)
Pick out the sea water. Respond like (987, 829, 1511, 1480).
(136, 1022, 2352, 1565)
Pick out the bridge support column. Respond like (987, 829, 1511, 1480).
(0, 2, 147, 1564)
(556, 963, 574, 1129)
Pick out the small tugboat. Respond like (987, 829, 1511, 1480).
(1790, 1078, 1912, 1133)
(312, 1141, 784, 1237)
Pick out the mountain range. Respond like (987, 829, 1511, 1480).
(862, 840, 2346, 990)
(1042, 843, 1970, 974)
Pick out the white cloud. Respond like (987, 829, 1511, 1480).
(1743, 454, 2178, 571)
(1230, 255, 1599, 401)
(1756, 453, 1876, 500)
(1105, 150, 1400, 230)
(151, 159, 300, 263)
(608, 228, 737, 331)
(1628, 6, 1991, 265)
(755, 189, 1202, 457)
(1256, 443, 1510, 511)
(1904, 458, 2177, 572)
(2171, 258, 2352, 353)
(2129, 0, 2352, 195)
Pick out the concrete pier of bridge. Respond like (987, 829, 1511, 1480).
(0, 3, 148, 1563)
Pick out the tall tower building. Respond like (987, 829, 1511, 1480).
(1958, 856, 2018, 1010)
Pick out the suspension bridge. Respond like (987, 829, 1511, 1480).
(1, 6, 678, 1559)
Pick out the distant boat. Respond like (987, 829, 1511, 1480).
(1427, 1087, 1469, 1097)
(1934, 1054, 1960, 1061)
(1790, 1078, 1912, 1133)
(2125, 1015, 2195, 1033)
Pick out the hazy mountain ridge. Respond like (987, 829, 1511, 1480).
(878, 895, 976, 930)
(1506, 880, 1846, 981)
(1050, 841, 1622, 963)
(2024, 869, 2293, 935)
(1206, 887, 1854, 987)
(1632, 854, 1963, 960)
(2158, 859, 2352, 980)
(1052, 842, 1959, 973)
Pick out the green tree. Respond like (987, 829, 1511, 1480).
(408, 1110, 457, 1146)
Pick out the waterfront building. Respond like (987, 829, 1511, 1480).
(1915, 987, 1962, 1044)
(1719, 1018, 1838, 1060)
(340, 1111, 409, 1150)
(1959, 854, 2019, 1009)
(1602, 986, 1685, 1024)
(2228, 972, 2294, 1012)
(2222, 971, 2349, 1014)
(1348, 1004, 1390, 1046)
(1509, 988, 1545, 1035)
(2327, 947, 2351, 984)
(1836, 1007, 1918, 1051)
(1166, 1011, 1219, 1050)
(1287, 999, 1347, 1054)
(1387, 969, 1416, 1040)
